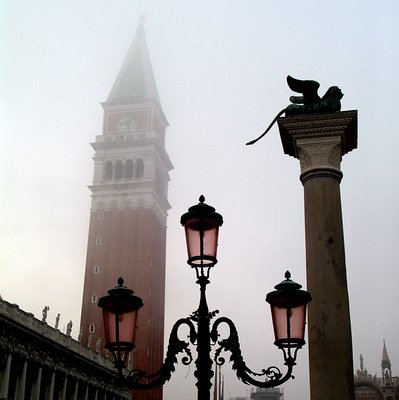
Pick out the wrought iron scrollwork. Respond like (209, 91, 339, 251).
(118, 312, 297, 391)
(123, 317, 197, 389)
(210, 316, 295, 388)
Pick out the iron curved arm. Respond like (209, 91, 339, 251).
(210, 316, 296, 388)
(125, 317, 197, 390)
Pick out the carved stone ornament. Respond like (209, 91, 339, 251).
(296, 137, 342, 172)
(278, 110, 358, 176)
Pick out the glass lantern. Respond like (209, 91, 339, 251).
(180, 195, 223, 267)
(266, 271, 311, 352)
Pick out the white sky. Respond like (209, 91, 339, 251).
(1, 1, 398, 400)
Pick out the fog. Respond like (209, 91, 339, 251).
(1, 1, 398, 399)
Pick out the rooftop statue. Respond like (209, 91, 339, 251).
(246, 75, 343, 145)
(55, 313, 60, 329)
(66, 320, 73, 336)
(41, 306, 49, 323)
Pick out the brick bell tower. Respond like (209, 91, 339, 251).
(80, 22, 172, 400)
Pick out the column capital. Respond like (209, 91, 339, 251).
(278, 110, 358, 176)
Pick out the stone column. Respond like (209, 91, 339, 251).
(47, 370, 55, 400)
(0, 353, 12, 399)
(278, 111, 358, 400)
(31, 365, 42, 400)
(72, 379, 78, 400)
(84, 384, 89, 400)
(17, 359, 27, 399)
(61, 374, 68, 400)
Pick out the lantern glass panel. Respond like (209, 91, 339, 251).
(270, 303, 306, 347)
(184, 217, 220, 265)
(102, 301, 139, 352)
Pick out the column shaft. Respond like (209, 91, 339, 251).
(32, 365, 42, 400)
(84, 385, 89, 400)
(302, 170, 354, 400)
(17, 359, 28, 399)
(0, 353, 12, 399)
(47, 370, 55, 400)
(61, 374, 68, 400)
(72, 380, 78, 400)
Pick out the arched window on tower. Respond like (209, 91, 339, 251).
(114, 160, 124, 179)
(104, 161, 113, 180)
(135, 158, 144, 178)
(125, 159, 134, 179)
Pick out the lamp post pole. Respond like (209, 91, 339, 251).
(195, 275, 213, 400)
(278, 111, 358, 400)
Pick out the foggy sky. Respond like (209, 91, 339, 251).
(1, 1, 398, 400)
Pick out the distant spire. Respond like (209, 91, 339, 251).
(107, 20, 160, 104)
(381, 340, 391, 369)
(381, 340, 392, 385)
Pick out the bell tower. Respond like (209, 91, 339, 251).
(80, 22, 172, 400)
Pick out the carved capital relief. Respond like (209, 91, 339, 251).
(296, 136, 342, 175)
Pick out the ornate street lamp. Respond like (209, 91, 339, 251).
(98, 196, 311, 400)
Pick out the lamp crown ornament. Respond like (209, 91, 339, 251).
(98, 197, 311, 400)
(269, 270, 309, 296)
(180, 195, 223, 228)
